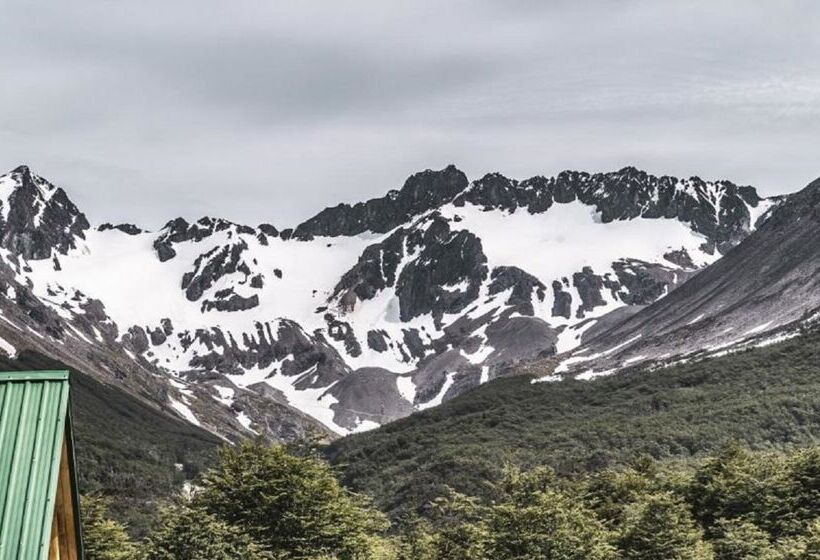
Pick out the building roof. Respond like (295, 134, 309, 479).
(0, 370, 83, 559)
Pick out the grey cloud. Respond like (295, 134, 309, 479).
(0, 0, 819, 228)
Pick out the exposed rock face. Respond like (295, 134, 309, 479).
(0, 166, 90, 260)
(293, 165, 468, 238)
(258, 223, 279, 237)
(149, 327, 167, 346)
(201, 292, 259, 313)
(6, 277, 66, 340)
(123, 325, 150, 354)
(183, 319, 349, 388)
(483, 314, 557, 367)
(401, 328, 428, 360)
(573, 267, 607, 317)
(488, 266, 547, 316)
(333, 228, 407, 303)
(367, 330, 389, 352)
(226, 385, 332, 442)
(182, 242, 252, 302)
(328, 368, 414, 428)
(663, 248, 696, 269)
(332, 214, 488, 323)
(543, 260, 692, 321)
(551, 281, 572, 319)
(324, 314, 362, 357)
(455, 172, 555, 212)
(410, 349, 473, 405)
(610, 259, 689, 306)
(153, 216, 254, 262)
(395, 218, 487, 323)
(98, 223, 143, 235)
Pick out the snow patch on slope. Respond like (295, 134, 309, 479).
(418, 371, 457, 410)
(439, 201, 720, 283)
(0, 335, 16, 358)
(170, 398, 200, 426)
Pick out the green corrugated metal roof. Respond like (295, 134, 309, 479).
(0, 370, 81, 559)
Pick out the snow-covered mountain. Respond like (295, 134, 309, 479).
(535, 174, 820, 381)
(0, 163, 775, 439)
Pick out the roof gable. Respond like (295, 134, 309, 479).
(0, 371, 80, 560)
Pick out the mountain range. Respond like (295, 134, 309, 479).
(0, 162, 800, 443)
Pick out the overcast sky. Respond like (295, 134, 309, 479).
(1, 1, 819, 228)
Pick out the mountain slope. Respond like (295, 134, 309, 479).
(327, 320, 820, 519)
(544, 175, 820, 378)
(0, 164, 773, 437)
(0, 166, 332, 443)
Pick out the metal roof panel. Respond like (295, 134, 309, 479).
(0, 371, 72, 560)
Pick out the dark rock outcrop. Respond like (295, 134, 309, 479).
(324, 314, 362, 357)
(332, 214, 488, 323)
(329, 368, 414, 428)
(181, 242, 252, 301)
(394, 217, 487, 323)
(98, 223, 143, 235)
(663, 248, 696, 269)
(0, 166, 90, 260)
(551, 281, 572, 319)
(201, 292, 259, 313)
(488, 266, 546, 316)
(258, 223, 279, 237)
(332, 228, 406, 304)
(573, 267, 607, 317)
(609, 260, 685, 306)
(150, 327, 167, 346)
(185, 319, 350, 391)
(153, 216, 253, 262)
(367, 330, 389, 353)
(123, 325, 150, 354)
(294, 165, 468, 238)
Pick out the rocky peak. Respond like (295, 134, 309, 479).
(395, 164, 467, 212)
(0, 165, 90, 260)
(293, 165, 468, 239)
(292, 164, 767, 256)
(10, 165, 32, 180)
(153, 215, 256, 262)
(454, 166, 767, 255)
(758, 176, 820, 231)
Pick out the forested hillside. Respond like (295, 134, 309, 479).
(329, 324, 820, 519)
(85, 441, 820, 559)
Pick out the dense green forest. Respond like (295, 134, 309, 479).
(72, 323, 820, 558)
(328, 325, 820, 520)
(86, 440, 820, 559)
(10, 321, 817, 557)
